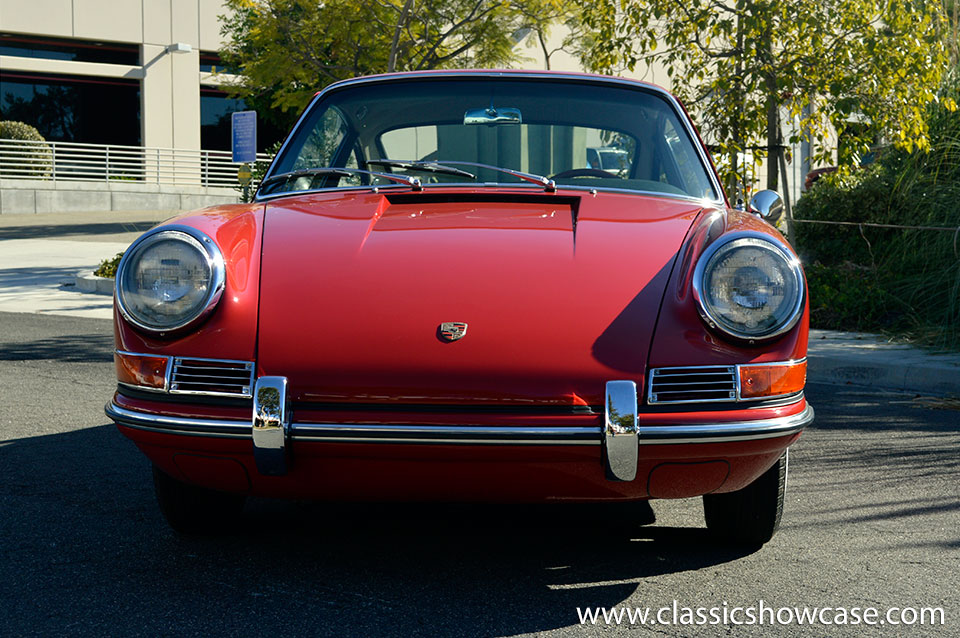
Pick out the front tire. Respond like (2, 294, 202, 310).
(703, 450, 787, 546)
(152, 466, 246, 535)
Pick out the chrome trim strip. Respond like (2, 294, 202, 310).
(639, 405, 813, 444)
(604, 381, 639, 481)
(252, 377, 290, 475)
(107, 402, 812, 445)
(289, 424, 600, 445)
(115, 225, 226, 336)
(106, 402, 250, 438)
(648, 358, 807, 405)
(255, 70, 725, 205)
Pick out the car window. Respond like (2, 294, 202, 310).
(290, 108, 350, 171)
(265, 78, 719, 201)
(381, 125, 635, 179)
(662, 118, 713, 199)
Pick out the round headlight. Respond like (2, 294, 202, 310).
(116, 226, 225, 334)
(692, 233, 804, 340)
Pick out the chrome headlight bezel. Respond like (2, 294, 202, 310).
(691, 231, 805, 342)
(115, 225, 226, 335)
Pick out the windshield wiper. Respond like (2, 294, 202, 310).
(368, 159, 556, 192)
(365, 159, 476, 180)
(429, 160, 556, 193)
(259, 167, 422, 194)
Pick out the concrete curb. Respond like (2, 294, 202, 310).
(807, 330, 960, 397)
(75, 272, 114, 296)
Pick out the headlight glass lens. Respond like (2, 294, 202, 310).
(697, 236, 803, 339)
(117, 231, 221, 332)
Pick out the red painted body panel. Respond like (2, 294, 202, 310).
(114, 203, 265, 361)
(649, 207, 809, 367)
(120, 427, 795, 502)
(257, 188, 702, 406)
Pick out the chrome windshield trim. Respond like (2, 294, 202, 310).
(254, 182, 716, 206)
(256, 70, 725, 205)
(108, 401, 812, 445)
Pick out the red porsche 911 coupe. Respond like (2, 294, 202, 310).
(107, 70, 811, 545)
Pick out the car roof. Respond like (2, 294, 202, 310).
(319, 69, 674, 100)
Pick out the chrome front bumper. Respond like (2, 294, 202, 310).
(106, 378, 814, 480)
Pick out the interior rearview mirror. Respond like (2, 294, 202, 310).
(464, 107, 522, 126)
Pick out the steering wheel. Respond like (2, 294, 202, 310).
(549, 168, 621, 180)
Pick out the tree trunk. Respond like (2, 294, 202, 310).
(765, 77, 780, 192)
(388, 0, 414, 73)
(729, 14, 744, 204)
(538, 30, 551, 70)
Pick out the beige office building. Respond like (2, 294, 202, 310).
(0, 0, 261, 151)
(0, 1, 809, 204)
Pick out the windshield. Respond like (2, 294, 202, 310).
(261, 77, 720, 201)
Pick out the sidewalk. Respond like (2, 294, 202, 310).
(1, 210, 958, 396)
(0, 210, 174, 319)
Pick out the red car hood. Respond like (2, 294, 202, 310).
(257, 188, 703, 407)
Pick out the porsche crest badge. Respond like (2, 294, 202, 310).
(439, 322, 468, 342)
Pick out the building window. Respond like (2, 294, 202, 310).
(0, 71, 141, 145)
(0, 33, 138, 65)
(200, 88, 285, 152)
(199, 52, 237, 75)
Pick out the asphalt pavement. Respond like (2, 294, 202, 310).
(0, 212, 957, 636)
(0, 310, 957, 637)
(0, 209, 958, 396)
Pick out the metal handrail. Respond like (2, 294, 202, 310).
(0, 138, 272, 188)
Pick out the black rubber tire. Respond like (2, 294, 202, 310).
(703, 450, 787, 546)
(152, 466, 246, 535)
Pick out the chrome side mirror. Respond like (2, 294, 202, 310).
(749, 190, 784, 223)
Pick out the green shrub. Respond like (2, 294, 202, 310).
(0, 120, 53, 178)
(95, 253, 124, 278)
(794, 83, 960, 349)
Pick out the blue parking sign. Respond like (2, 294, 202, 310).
(232, 111, 257, 163)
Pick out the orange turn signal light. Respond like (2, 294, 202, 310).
(739, 360, 806, 399)
(115, 352, 169, 390)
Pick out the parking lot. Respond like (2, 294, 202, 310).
(1, 310, 957, 637)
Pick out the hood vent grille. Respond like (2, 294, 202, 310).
(170, 357, 255, 398)
(648, 366, 737, 404)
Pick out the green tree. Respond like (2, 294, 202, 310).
(580, 0, 956, 196)
(219, 0, 575, 125)
(510, 0, 588, 70)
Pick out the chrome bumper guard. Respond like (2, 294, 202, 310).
(252, 376, 290, 475)
(107, 377, 814, 480)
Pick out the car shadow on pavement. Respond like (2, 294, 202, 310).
(0, 333, 114, 362)
(0, 221, 158, 241)
(0, 424, 755, 638)
(0, 266, 92, 288)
